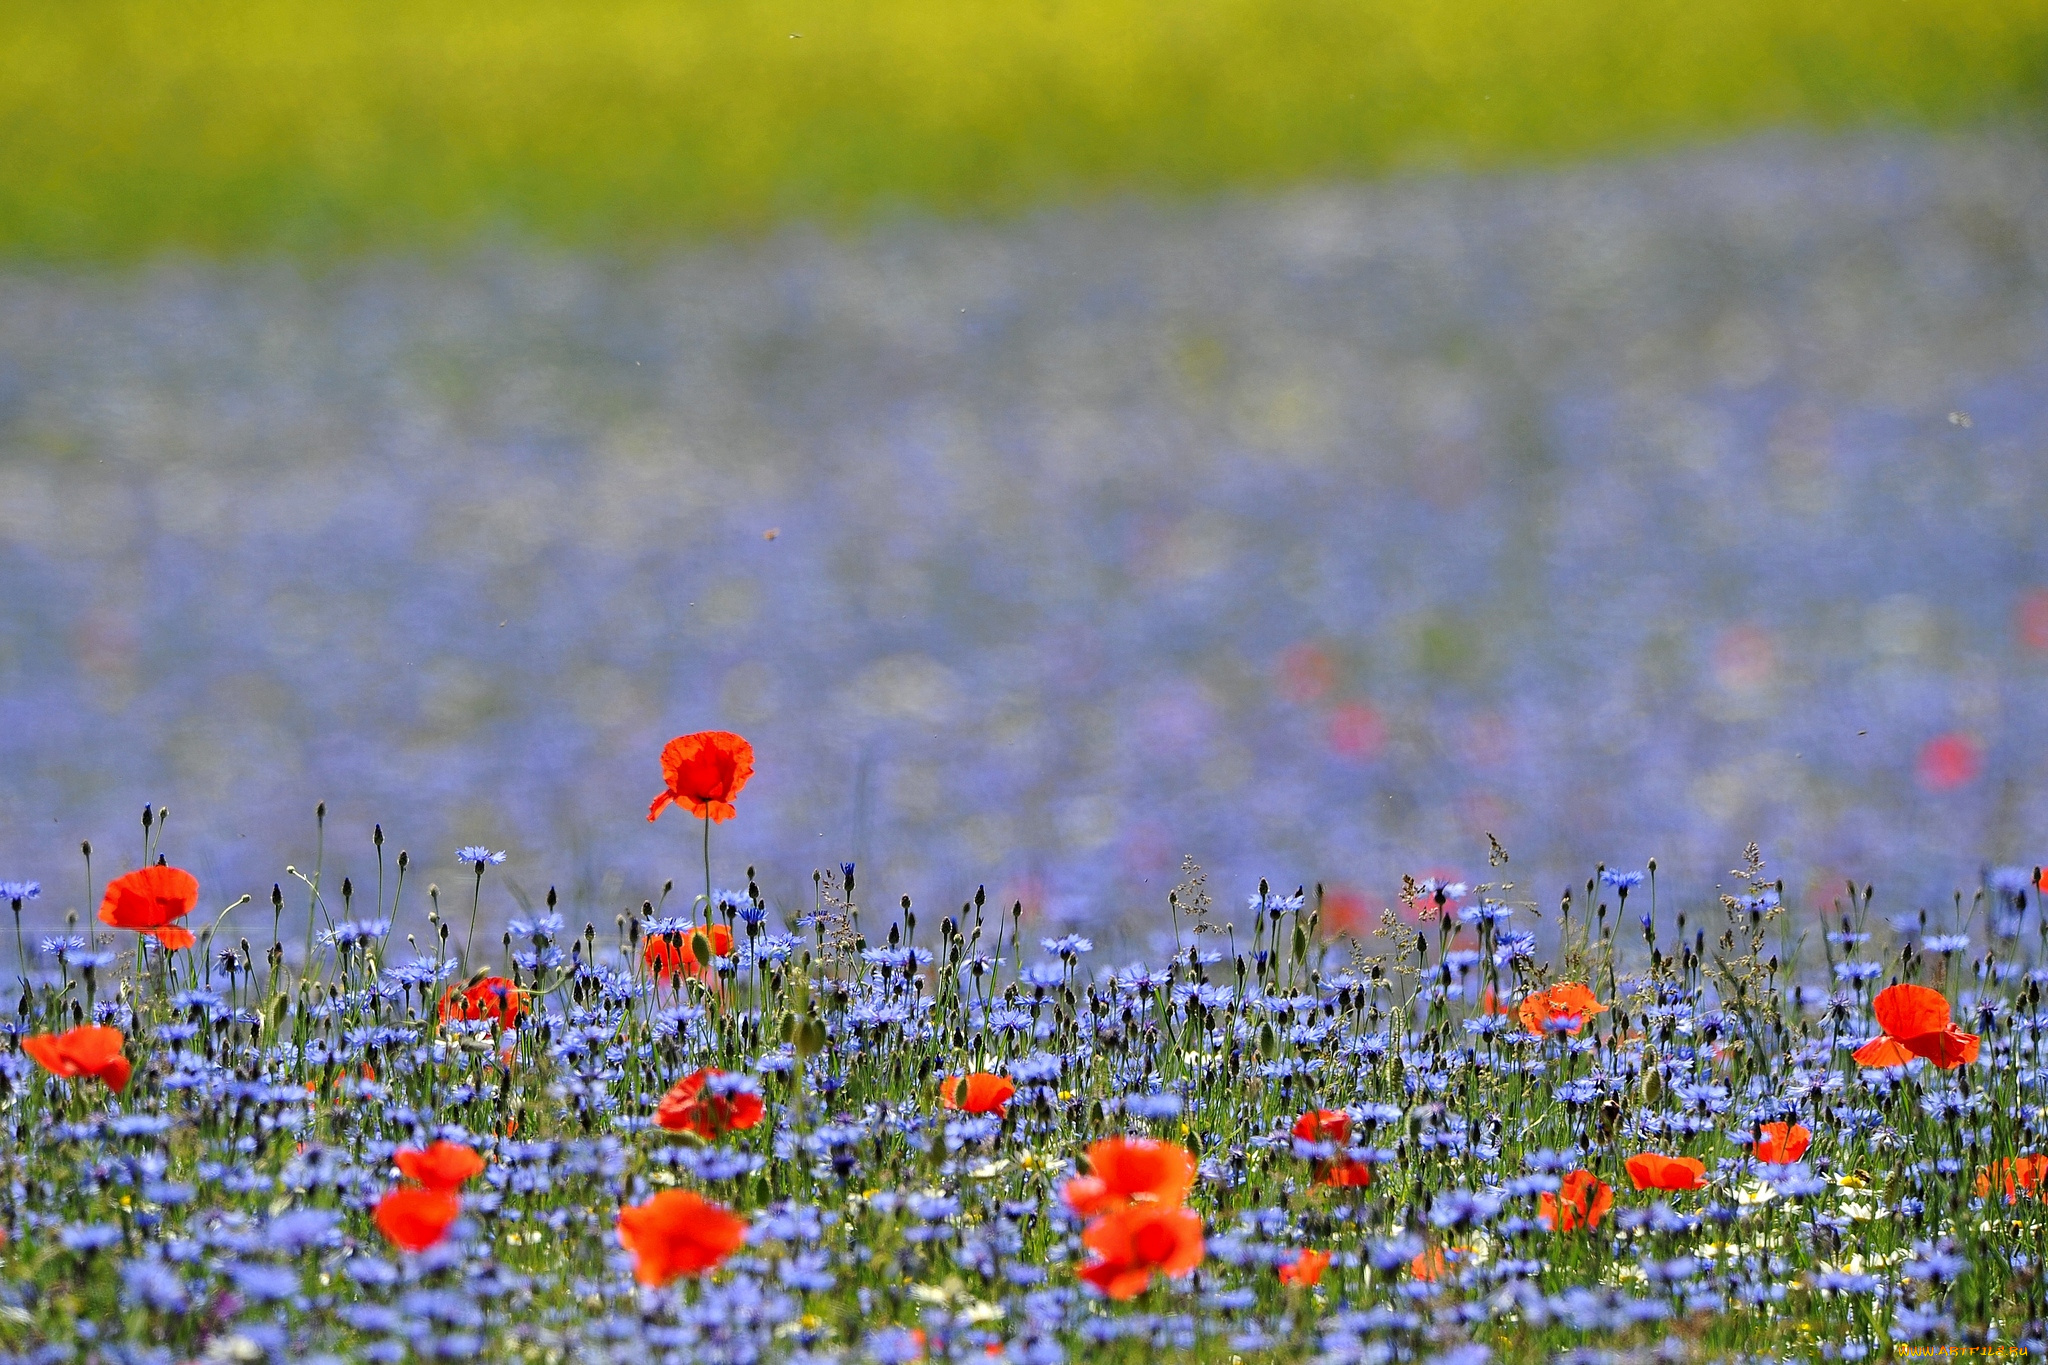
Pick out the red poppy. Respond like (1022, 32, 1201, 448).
(1277, 1248, 1331, 1287)
(643, 924, 734, 982)
(1538, 1169, 1612, 1232)
(1977, 1154, 2048, 1202)
(1755, 1122, 1812, 1165)
(1292, 1109, 1351, 1144)
(1918, 733, 1981, 791)
(940, 1072, 1016, 1116)
(1410, 1245, 1471, 1281)
(1077, 1204, 1205, 1300)
(1518, 983, 1609, 1037)
(616, 1189, 748, 1285)
(375, 1188, 460, 1253)
(648, 731, 755, 824)
(439, 976, 525, 1029)
(1853, 983, 1980, 1070)
(1625, 1153, 1707, 1191)
(1061, 1137, 1197, 1217)
(394, 1140, 485, 1193)
(1292, 1108, 1372, 1186)
(656, 1067, 765, 1138)
(22, 1025, 132, 1094)
(97, 865, 200, 950)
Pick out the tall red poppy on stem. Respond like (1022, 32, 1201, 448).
(644, 924, 734, 983)
(1754, 1122, 1812, 1165)
(394, 1141, 486, 1193)
(1277, 1248, 1331, 1287)
(1538, 1170, 1612, 1231)
(655, 1067, 765, 1138)
(617, 1189, 748, 1285)
(648, 732, 755, 824)
(1978, 1154, 2048, 1202)
(1060, 1137, 1198, 1218)
(1852, 983, 1979, 1069)
(940, 1072, 1016, 1116)
(98, 865, 200, 950)
(1518, 983, 1609, 1038)
(439, 976, 525, 1030)
(1625, 1153, 1707, 1191)
(375, 1188, 460, 1252)
(1077, 1204, 1205, 1299)
(1292, 1109, 1373, 1187)
(23, 1026, 132, 1093)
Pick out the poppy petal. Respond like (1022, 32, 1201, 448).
(1852, 1034, 1917, 1068)
(1872, 983, 1951, 1040)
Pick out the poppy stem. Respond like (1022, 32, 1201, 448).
(703, 814, 713, 926)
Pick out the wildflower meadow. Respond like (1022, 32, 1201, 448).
(1, 730, 2043, 1362)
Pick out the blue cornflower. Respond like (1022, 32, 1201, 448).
(121, 1257, 188, 1312)
(1601, 869, 1646, 890)
(1493, 932, 1537, 964)
(1040, 934, 1094, 958)
(1833, 961, 1882, 982)
(1923, 934, 1970, 954)
(455, 846, 506, 866)
(319, 919, 392, 949)
(60, 1224, 124, 1253)
(507, 913, 565, 944)
(229, 1262, 303, 1303)
(1989, 866, 2034, 895)
(867, 1328, 927, 1364)
(1427, 1189, 1503, 1229)
(0, 881, 39, 904)
(39, 935, 86, 957)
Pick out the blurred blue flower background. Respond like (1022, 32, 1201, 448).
(1, 132, 2044, 941)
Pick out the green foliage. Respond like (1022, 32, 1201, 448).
(1, 0, 2044, 258)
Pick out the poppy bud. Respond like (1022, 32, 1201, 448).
(690, 930, 713, 966)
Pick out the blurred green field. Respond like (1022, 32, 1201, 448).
(2, 0, 2045, 258)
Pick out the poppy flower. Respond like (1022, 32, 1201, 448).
(22, 1025, 132, 1094)
(616, 1189, 748, 1285)
(940, 1072, 1016, 1116)
(375, 1188, 460, 1253)
(1277, 1248, 1331, 1287)
(656, 1067, 765, 1138)
(1061, 1136, 1198, 1217)
(1292, 1109, 1351, 1144)
(648, 731, 756, 824)
(644, 924, 734, 982)
(1625, 1153, 1707, 1191)
(1319, 1156, 1374, 1187)
(1518, 982, 1609, 1037)
(1538, 1169, 1612, 1232)
(1852, 983, 1980, 1069)
(1976, 1154, 2048, 1202)
(1291, 1108, 1372, 1185)
(438, 975, 525, 1029)
(394, 1140, 485, 1193)
(97, 865, 200, 950)
(1410, 1245, 1471, 1282)
(1755, 1122, 1812, 1165)
(1076, 1204, 1205, 1300)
